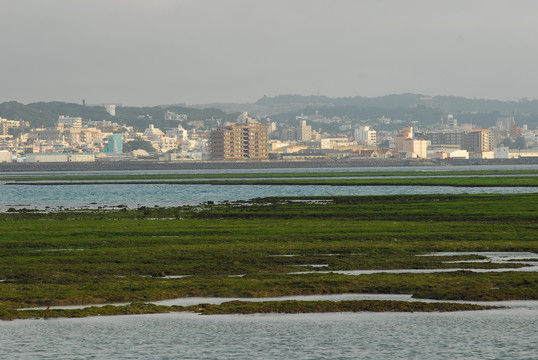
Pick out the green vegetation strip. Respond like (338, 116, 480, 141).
(1, 194, 537, 318)
(190, 300, 498, 315)
(2, 169, 538, 182)
(0, 300, 498, 321)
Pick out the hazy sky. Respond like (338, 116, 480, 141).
(1, 0, 538, 106)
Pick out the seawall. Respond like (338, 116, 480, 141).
(0, 157, 537, 172)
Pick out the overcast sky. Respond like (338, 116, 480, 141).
(1, 0, 537, 106)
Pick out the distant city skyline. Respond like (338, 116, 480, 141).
(2, 0, 538, 106)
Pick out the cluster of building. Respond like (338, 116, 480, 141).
(263, 115, 537, 161)
(1, 110, 537, 163)
(0, 114, 205, 163)
(266, 113, 538, 161)
(413, 115, 538, 160)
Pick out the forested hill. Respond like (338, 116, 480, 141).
(0, 102, 239, 129)
(0, 101, 113, 128)
(255, 94, 538, 128)
(255, 93, 425, 109)
(255, 93, 538, 114)
(3, 94, 538, 130)
(186, 94, 538, 128)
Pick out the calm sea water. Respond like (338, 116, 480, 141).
(1, 309, 537, 359)
(2, 164, 537, 210)
(2, 183, 538, 211)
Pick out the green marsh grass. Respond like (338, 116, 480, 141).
(0, 193, 536, 319)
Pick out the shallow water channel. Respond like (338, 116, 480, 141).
(2, 306, 537, 360)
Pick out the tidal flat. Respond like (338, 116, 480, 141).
(0, 193, 537, 320)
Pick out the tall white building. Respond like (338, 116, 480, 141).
(354, 126, 377, 146)
(297, 120, 312, 141)
(446, 114, 458, 129)
(57, 116, 82, 130)
(164, 111, 187, 121)
(143, 124, 165, 142)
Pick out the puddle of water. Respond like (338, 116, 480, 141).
(139, 275, 191, 279)
(153, 293, 417, 306)
(152, 294, 538, 311)
(420, 252, 538, 262)
(291, 265, 538, 276)
(21, 293, 538, 311)
(20, 294, 414, 311)
(295, 264, 329, 268)
(420, 252, 538, 267)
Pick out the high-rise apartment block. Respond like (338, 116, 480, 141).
(421, 131, 464, 147)
(463, 129, 493, 153)
(354, 126, 377, 146)
(0, 118, 23, 136)
(418, 129, 493, 153)
(103, 134, 123, 153)
(210, 112, 269, 160)
(445, 114, 458, 129)
(296, 120, 312, 141)
(279, 125, 296, 142)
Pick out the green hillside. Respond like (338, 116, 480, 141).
(2, 94, 538, 130)
(0, 102, 239, 130)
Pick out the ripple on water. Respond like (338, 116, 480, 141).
(1, 309, 537, 359)
(2, 182, 538, 211)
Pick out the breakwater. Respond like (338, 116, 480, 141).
(1, 157, 536, 172)
(0, 159, 432, 172)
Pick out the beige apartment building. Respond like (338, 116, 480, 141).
(402, 137, 428, 158)
(210, 122, 269, 160)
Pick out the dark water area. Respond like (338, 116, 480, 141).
(1, 309, 537, 359)
(1, 183, 537, 211)
(1, 164, 537, 211)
